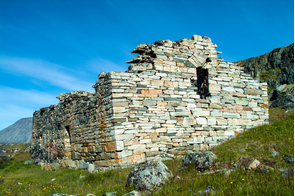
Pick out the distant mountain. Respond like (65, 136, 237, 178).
(0, 117, 32, 144)
(235, 43, 294, 110)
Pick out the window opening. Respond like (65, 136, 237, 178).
(197, 67, 210, 99)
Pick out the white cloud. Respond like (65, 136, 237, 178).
(0, 87, 59, 130)
(0, 57, 94, 91)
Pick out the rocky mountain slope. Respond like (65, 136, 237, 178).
(0, 117, 32, 143)
(235, 43, 294, 109)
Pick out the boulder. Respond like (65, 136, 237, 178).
(126, 160, 173, 191)
(182, 151, 217, 170)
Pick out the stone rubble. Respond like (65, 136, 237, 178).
(31, 35, 269, 168)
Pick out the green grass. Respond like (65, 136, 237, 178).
(0, 110, 294, 195)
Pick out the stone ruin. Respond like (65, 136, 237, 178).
(30, 35, 269, 168)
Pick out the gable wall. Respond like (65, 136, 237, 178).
(31, 35, 269, 168)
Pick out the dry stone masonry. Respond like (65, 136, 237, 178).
(31, 35, 269, 169)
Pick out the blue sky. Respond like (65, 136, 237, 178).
(0, 0, 294, 130)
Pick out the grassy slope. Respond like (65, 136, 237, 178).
(0, 110, 294, 196)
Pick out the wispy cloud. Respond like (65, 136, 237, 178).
(0, 57, 94, 91)
(0, 87, 58, 131)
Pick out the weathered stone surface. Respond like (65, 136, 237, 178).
(182, 151, 217, 170)
(122, 190, 141, 196)
(127, 160, 173, 191)
(31, 34, 269, 170)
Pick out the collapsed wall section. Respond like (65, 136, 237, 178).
(31, 82, 114, 163)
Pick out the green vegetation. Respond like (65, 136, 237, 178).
(0, 110, 294, 195)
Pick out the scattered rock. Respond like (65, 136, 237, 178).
(182, 151, 217, 170)
(24, 160, 34, 165)
(86, 193, 95, 196)
(34, 158, 41, 164)
(102, 192, 117, 196)
(122, 190, 141, 196)
(49, 194, 75, 196)
(271, 151, 279, 157)
(282, 155, 294, 163)
(126, 160, 173, 191)
(52, 161, 61, 170)
(257, 164, 274, 173)
(279, 167, 294, 178)
(247, 159, 260, 170)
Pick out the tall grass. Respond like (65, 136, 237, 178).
(0, 111, 293, 195)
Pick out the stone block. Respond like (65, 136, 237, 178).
(115, 133, 135, 141)
(193, 110, 210, 117)
(209, 83, 221, 92)
(94, 160, 110, 167)
(196, 118, 207, 125)
(140, 139, 152, 144)
(207, 118, 216, 125)
(143, 99, 157, 106)
(151, 80, 164, 87)
(183, 117, 196, 127)
(128, 144, 146, 150)
(235, 99, 249, 106)
(170, 111, 191, 117)
(223, 112, 240, 118)
(113, 107, 126, 113)
(239, 119, 252, 125)
(217, 119, 227, 125)
(116, 141, 124, 151)
(141, 89, 162, 94)
(229, 119, 240, 126)
(246, 89, 263, 95)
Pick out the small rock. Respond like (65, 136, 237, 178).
(122, 190, 141, 196)
(88, 164, 96, 173)
(24, 160, 34, 165)
(271, 151, 279, 157)
(282, 155, 294, 163)
(102, 192, 117, 196)
(223, 168, 237, 177)
(49, 194, 75, 196)
(233, 163, 239, 168)
(182, 151, 217, 170)
(257, 164, 274, 173)
(279, 167, 294, 178)
(247, 159, 260, 170)
(86, 193, 95, 196)
(52, 162, 61, 170)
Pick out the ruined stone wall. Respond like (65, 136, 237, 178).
(91, 35, 268, 167)
(31, 81, 114, 163)
(31, 35, 269, 168)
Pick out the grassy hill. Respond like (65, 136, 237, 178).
(0, 109, 293, 195)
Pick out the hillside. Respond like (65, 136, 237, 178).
(235, 43, 294, 109)
(0, 117, 32, 144)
